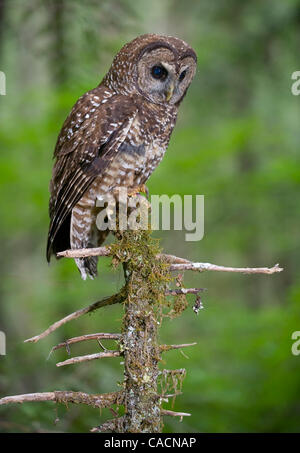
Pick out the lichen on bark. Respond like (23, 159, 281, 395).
(110, 229, 170, 432)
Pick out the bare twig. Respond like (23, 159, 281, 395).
(24, 290, 126, 344)
(160, 368, 186, 376)
(169, 262, 283, 274)
(48, 333, 121, 358)
(56, 350, 121, 367)
(159, 393, 183, 402)
(158, 253, 191, 264)
(165, 288, 206, 296)
(161, 409, 191, 418)
(0, 390, 123, 409)
(97, 340, 107, 351)
(57, 249, 183, 261)
(57, 246, 111, 259)
(160, 342, 197, 352)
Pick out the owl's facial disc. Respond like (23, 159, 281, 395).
(150, 61, 176, 103)
(137, 48, 176, 104)
(137, 47, 196, 105)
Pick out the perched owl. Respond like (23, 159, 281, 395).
(47, 34, 197, 280)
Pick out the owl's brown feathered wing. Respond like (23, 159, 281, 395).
(47, 85, 138, 261)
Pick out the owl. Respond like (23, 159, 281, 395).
(47, 34, 197, 280)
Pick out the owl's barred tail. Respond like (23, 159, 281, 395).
(75, 256, 98, 280)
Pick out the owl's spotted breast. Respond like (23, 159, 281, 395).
(87, 103, 176, 195)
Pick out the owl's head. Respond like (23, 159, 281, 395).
(103, 34, 197, 106)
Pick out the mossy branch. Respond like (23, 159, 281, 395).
(57, 247, 283, 275)
(1, 225, 283, 433)
(0, 391, 123, 409)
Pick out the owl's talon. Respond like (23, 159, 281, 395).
(142, 184, 149, 199)
(127, 184, 149, 198)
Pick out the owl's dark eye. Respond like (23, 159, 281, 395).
(151, 65, 168, 80)
(179, 70, 187, 82)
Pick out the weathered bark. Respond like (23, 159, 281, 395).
(122, 262, 161, 432)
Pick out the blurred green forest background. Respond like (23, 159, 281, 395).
(0, 0, 300, 433)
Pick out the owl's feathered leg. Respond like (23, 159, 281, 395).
(81, 229, 110, 280)
(70, 199, 105, 280)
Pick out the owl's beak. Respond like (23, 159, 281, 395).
(165, 82, 174, 102)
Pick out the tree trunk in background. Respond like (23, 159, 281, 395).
(48, 0, 68, 86)
(0, 0, 6, 61)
